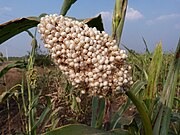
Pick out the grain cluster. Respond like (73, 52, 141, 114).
(38, 14, 133, 97)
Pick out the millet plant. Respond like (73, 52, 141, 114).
(0, 0, 179, 135)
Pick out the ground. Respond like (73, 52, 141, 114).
(0, 62, 135, 134)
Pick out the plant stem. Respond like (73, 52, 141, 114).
(27, 78, 33, 135)
(26, 29, 38, 135)
(112, 0, 128, 45)
(21, 72, 28, 132)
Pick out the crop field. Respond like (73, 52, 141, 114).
(0, 0, 179, 135)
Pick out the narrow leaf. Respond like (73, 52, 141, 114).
(91, 96, 105, 129)
(32, 96, 51, 131)
(145, 42, 163, 113)
(146, 42, 163, 99)
(43, 124, 106, 135)
(0, 61, 27, 78)
(60, 0, 77, 16)
(83, 14, 104, 31)
(0, 84, 21, 102)
(153, 39, 180, 135)
(126, 91, 153, 135)
(91, 96, 99, 128)
(0, 92, 11, 103)
(111, 80, 146, 129)
(0, 17, 39, 44)
(142, 37, 150, 54)
(109, 128, 131, 135)
(160, 39, 180, 135)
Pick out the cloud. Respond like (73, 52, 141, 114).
(97, 7, 143, 22)
(97, 11, 112, 22)
(147, 14, 180, 25)
(157, 14, 180, 20)
(126, 7, 143, 20)
(95, 11, 112, 33)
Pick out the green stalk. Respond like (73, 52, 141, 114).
(60, 0, 77, 16)
(126, 91, 152, 135)
(21, 73, 28, 133)
(27, 79, 33, 135)
(26, 30, 38, 135)
(112, 0, 128, 45)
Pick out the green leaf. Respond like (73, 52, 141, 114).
(0, 17, 39, 44)
(32, 96, 51, 131)
(160, 39, 180, 135)
(91, 96, 99, 128)
(60, 0, 77, 16)
(109, 128, 131, 135)
(142, 37, 150, 54)
(0, 61, 27, 78)
(146, 42, 163, 99)
(83, 14, 104, 31)
(145, 42, 163, 113)
(174, 97, 180, 103)
(0, 84, 21, 103)
(0, 57, 4, 62)
(153, 39, 180, 135)
(111, 80, 146, 129)
(70, 95, 79, 111)
(123, 44, 150, 81)
(44, 124, 105, 135)
(91, 96, 105, 129)
(125, 91, 153, 135)
(44, 124, 131, 135)
(0, 91, 11, 103)
(118, 116, 134, 126)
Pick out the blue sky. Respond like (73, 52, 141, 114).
(0, 0, 180, 56)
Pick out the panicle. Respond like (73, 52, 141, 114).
(38, 14, 133, 97)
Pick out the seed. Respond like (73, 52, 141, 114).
(46, 24, 54, 30)
(121, 53, 127, 59)
(56, 51, 61, 55)
(61, 32, 66, 37)
(102, 73, 107, 79)
(88, 72, 93, 77)
(109, 56, 115, 62)
(55, 32, 60, 38)
(94, 82, 99, 87)
(103, 81, 108, 86)
(81, 90, 86, 94)
(84, 44, 89, 49)
(85, 37, 90, 43)
(69, 44, 75, 50)
(92, 58, 97, 64)
(123, 79, 128, 84)
(52, 37, 58, 42)
(38, 14, 133, 97)
(65, 27, 71, 33)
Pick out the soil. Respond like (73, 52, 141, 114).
(0, 62, 23, 95)
(0, 62, 135, 134)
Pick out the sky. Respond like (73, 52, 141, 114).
(0, 0, 180, 57)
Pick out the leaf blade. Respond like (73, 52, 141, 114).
(0, 17, 39, 44)
(60, 0, 77, 16)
